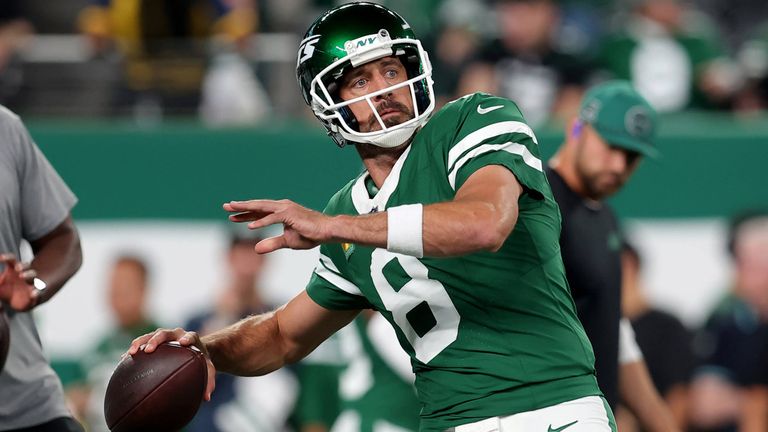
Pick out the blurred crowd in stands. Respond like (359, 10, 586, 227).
(0, 0, 767, 124)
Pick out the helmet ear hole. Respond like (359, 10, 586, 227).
(414, 80, 430, 114)
(327, 81, 339, 99)
(326, 80, 360, 132)
(339, 106, 360, 132)
(398, 52, 431, 115)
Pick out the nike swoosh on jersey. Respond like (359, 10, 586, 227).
(548, 420, 578, 432)
(477, 104, 504, 114)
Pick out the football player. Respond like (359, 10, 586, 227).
(130, 3, 614, 431)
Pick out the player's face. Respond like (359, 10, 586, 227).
(338, 56, 415, 132)
(228, 242, 265, 279)
(574, 124, 641, 200)
(109, 261, 147, 328)
(734, 233, 768, 313)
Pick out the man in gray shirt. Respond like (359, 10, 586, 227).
(0, 106, 83, 431)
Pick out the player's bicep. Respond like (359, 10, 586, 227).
(454, 165, 522, 238)
(276, 291, 360, 363)
(455, 165, 522, 205)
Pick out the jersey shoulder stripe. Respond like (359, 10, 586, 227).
(314, 254, 363, 296)
(447, 141, 543, 189)
(447, 120, 538, 174)
(430, 93, 546, 193)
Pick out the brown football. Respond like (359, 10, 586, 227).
(104, 341, 208, 432)
(0, 305, 9, 372)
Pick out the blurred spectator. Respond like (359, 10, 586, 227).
(597, 0, 741, 112)
(457, 0, 593, 126)
(329, 312, 420, 432)
(184, 230, 297, 432)
(0, 0, 33, 106)
(83, 254, 159, 432)
(734, 22, 768, 112)
(78, 0, 268, 122)
(616, 241, 695, 431)
(199, 44, 271, 126)
(689, 210, 768, 432)
(696, 0, 768, 51)
(559, 0, 617, 56)
(428, 0, 486, 107)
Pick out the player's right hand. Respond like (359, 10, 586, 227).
(0, 253, 41, 311)
(224, 199, 334, 253)
(128, 328, 217, 401)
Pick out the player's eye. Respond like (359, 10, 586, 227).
(352, 78, 368, 89)
(384, 69, 398, 79)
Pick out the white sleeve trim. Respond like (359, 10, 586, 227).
(447, 142, 543, 190)
(619, 317, 644, 364)
(314, 255, 363, 296)
(447, 121, 538, 172)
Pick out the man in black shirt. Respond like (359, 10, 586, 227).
(546, 81, 679, 431)
(622, 241, 694, 430)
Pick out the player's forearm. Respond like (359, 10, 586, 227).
(423, 200, 515, 255)
(740, 386, 768, 432)
(330, 199, 512, 257)
(620, 360, 681, 432)
(29, 217, 82, 304)
(202, 312, 289, 377)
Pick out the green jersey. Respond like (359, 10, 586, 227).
(306, 92, 599, 431)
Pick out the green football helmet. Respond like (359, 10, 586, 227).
(296, 2, 435, 148)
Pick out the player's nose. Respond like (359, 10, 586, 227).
(370, 73, 393, 101)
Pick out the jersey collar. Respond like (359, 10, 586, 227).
(351, 144, 413, 214)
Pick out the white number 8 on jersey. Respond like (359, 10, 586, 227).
(371, 249, 460, 363)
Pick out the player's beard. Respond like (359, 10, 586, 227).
(362, 99, 414, 132)
(575, 140, 626, 200)
(578, 170, 623, 200)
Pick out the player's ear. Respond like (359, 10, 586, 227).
(570, 119, 583, 139)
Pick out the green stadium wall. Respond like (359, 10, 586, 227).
(30, 112, 768, 221)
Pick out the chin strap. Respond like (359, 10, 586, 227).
(340, 120, 422, 148)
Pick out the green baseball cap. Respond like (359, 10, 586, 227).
(578, 80, 660, 158)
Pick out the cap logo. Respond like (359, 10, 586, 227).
(581, 100, 601, 123)
(625, 106, 652, 138)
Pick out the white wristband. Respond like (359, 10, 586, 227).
(387, 204, 424, 258)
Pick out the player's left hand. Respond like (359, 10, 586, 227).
(0, 254, 40, 312)
(224, 199, 334, 253)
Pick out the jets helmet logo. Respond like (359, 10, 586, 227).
(298, 35, 321, 66)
